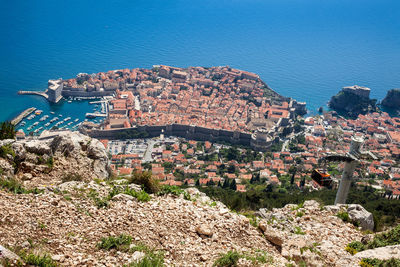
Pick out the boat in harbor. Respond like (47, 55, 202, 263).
(27, 114, 35, 120)
(35, 110, 43, 115)
(45, 122, 50, 127)
(74, 118, 79, 122)
(50, 111, 55, 114)
(39, 115, 49, 121)
(33, 122, 39, 126)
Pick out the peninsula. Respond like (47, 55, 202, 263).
(40, 65, 307, 150)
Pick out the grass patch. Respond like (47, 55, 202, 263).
(296, 211, 304, 217)
(109, 186, 151, 202)
(336, 211, 351, 222)
(294, 226, 305, 235)
(360, 258, 400, 267)
(213, 250, 272, 267)
(0, 178, 42, 194)
(346, 224, 400, 255)
(98, 234, 133, 252)
(157, 185, 191, 200)
(128, 251, 164, 267)
(19, 252, 57, 267)
(213, 251, 241, 267)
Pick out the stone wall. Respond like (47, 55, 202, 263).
(87, 124, 256, 147)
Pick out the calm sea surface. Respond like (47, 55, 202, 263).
(0, 0, 399, 123)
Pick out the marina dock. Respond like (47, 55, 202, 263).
(85, 113, 107, 118)
(11, 107, 36, 125)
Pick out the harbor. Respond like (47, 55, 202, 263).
(13, 97, 108, 136)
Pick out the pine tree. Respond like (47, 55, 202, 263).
(222, 178, 230, 188)
(0, 121, 16, 140)
(195, 179, 200, 187)
(230, 179, 237, 191)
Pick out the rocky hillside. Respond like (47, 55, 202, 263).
(0, 131, 399, 266)
(0, 131, 110, 188)
(0, 180, 385, 267)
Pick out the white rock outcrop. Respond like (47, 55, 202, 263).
(0, 131, 110, 187)
(325, 204, 374, 231)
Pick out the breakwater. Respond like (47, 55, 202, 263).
(11, 107, 36, 125)
(18, 90, 48, 99)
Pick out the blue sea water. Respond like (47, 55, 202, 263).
(0, 0, 399, 122)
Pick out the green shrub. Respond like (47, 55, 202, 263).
(213, 251, 241, 267)
(0, 144, 15, 159)
(0, 178, 42, 194)
(296, 211, 304, 217)
(294, 226, 305, 235)
(346, 241, 365, 255)
(129, 251, 164, 267)
(366, 224, 400, 250)
(336, 211, 351, 222)
(0, 121, 16, 140)
(130, 171, 159, 194)
(21, 253, 57, 267)
(98, 234, 133, 251)
(46, 157, 54, 169)
(109, 186, 151, 203)
(360, 258, 400, 267)
(157, 185, 191, 200)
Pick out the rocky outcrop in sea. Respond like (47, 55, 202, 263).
(381, 89, 400, 110)
(328, 85, 378, 118)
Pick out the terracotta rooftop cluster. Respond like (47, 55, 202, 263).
(91, 65, 289, 133)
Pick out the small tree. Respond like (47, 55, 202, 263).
(130, 170, 159, 193)
(230, 179, 237, 191)
(0, 121, 16, 140)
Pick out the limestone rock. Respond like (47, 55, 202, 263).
(196, 224, 213, 237)
(259, 221, 285, 247)
(0, 244, 20, 262)
(0, 131, 110, 187)
(347, 204, 374, 231)
(325, 204, 374, 231)
(130, 251, 145, 263)
(111, 193, 135, 202)
(0, 158, 14, 177)
(353, 245, 400, 261)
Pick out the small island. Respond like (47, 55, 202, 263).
(328, 85, 378, 118)
(382, 89, 400, 110)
